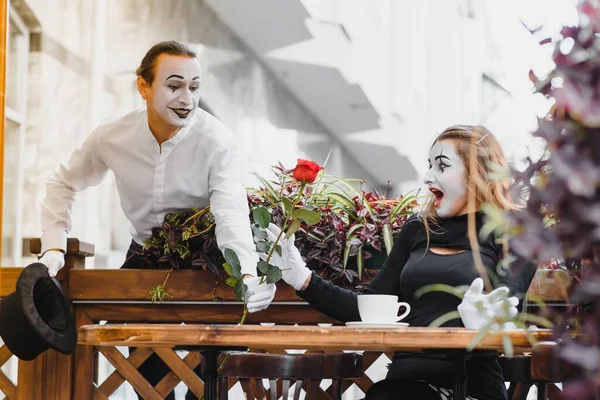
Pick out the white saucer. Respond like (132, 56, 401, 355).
(345, 321, 409, 328)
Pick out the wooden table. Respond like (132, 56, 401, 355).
(79, 324, 554, 400)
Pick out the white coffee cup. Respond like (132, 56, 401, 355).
(357, 294, 410, 323)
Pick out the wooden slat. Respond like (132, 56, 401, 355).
(0, 370, 16, 399)
(92, 384, 110, 400)
(97, 347, 162, 400)
(27, 238, 95, 257)
(0, 345, 12, 366)
(68, 268, 573, 303)
(0, 267, 21, 297)
(73, 308, 94, 400)
(78, 324, 553, 352)
(152, 347, 204, 398)
(17, 357, 44, 399)
(69, 270, 300, 301)
(155, 351, 202, 397)
(97, 347, 153, 397)
(81, 303, 335, 324)
(41, 350, 73, 399)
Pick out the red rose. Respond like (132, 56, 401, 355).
(292, 159, 323, 183)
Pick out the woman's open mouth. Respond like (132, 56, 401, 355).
(169, 108, 192, 118)
(430, 188, 444, 208)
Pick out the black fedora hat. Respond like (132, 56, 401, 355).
(0, 262, 76, 361)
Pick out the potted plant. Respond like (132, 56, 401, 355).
(138, 159, 418, 302)
(500, 2, 600, 397)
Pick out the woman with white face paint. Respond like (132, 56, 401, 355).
(266, 126, 537, 400)
(37, 41, 276, 400)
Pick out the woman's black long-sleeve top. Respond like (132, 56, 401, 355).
(298, 212, 537, 400)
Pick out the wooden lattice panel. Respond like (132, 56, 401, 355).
(93, 347, 203, 399)
(0, 345, 16, 400)
(93, 346, 372, 399)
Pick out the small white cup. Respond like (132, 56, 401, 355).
(357, 294, 410, 323)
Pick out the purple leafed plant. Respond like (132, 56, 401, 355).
(508, 2, 600, 397)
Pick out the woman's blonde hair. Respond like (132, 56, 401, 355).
(422, 125, 518, 291)
(422, 125, 519, 234)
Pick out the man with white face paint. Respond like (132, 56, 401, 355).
(37, 41, 276, 400)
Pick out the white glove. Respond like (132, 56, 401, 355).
(260, 223, 312, 291)
(38, 250, 65, 278)
(457, 278, 519, 331)
(243, 276, 277, 313)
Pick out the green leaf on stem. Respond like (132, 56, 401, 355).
(225, 276, 238, 288)
(285, 219, 302, 239)
(266, 264, 283, 284)
(251, 225, 268, 240)
(293, 209, 321, 226)
(224, 248, 242, 279)
(234, 280, 248, 302)
(258, 260, 271, 275)
(256, 240, 270, 253)
(222, 262, 233, 277)
(382, 224, 394, 256)
(281, 197, 294, 214)
(253, 207, 271, 229)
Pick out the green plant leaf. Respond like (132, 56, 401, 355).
(293, 209, 321, 225)
(516, 312, 554, 328)
(222, 262, 233, 277)
(382, 224, 394, 255)
(357, 246, 364, 280)
(224, 248, 242, 279)
(428, 310, 461, 327)
(346, 223, 365, 237)
(285, 219, 302, 239)
(281, 197, 294, 214)
(466, 322, 493, 352)
(391, 191, 418, 216)
(343, 236, 355, 269)
(253, 207, 271, 229)
(251, 225, 268, 240)
(257, 260, 270, 275)
(414, 283, 467, 299)
(225, 276, 238, 288)
(256, 240, 270, 253)
(502, 334, 514, 357)
(252, 172, 280, 202)
(266, 264, 283, 284)
(234, 280, 248, 302)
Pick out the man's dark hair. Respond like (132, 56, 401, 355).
(136, 41, 197, 86)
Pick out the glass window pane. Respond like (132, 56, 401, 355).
(6, 18, 24, 112)
(2, 119, 19, 265)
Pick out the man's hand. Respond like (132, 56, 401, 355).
(259, 224, 312, 291)
(457, 278, 519, 330)
(38, 250, 65, 278)
(243, 276, 277, 313)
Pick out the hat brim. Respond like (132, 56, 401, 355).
(17, 263, 76, 354)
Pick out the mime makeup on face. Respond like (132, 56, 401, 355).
(423, 139, 469, 217)
(142, 54, 202, 138)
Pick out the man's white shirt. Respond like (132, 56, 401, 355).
(41, 108, 259, 276)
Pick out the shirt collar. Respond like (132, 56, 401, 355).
(142, 109, 193, 149)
